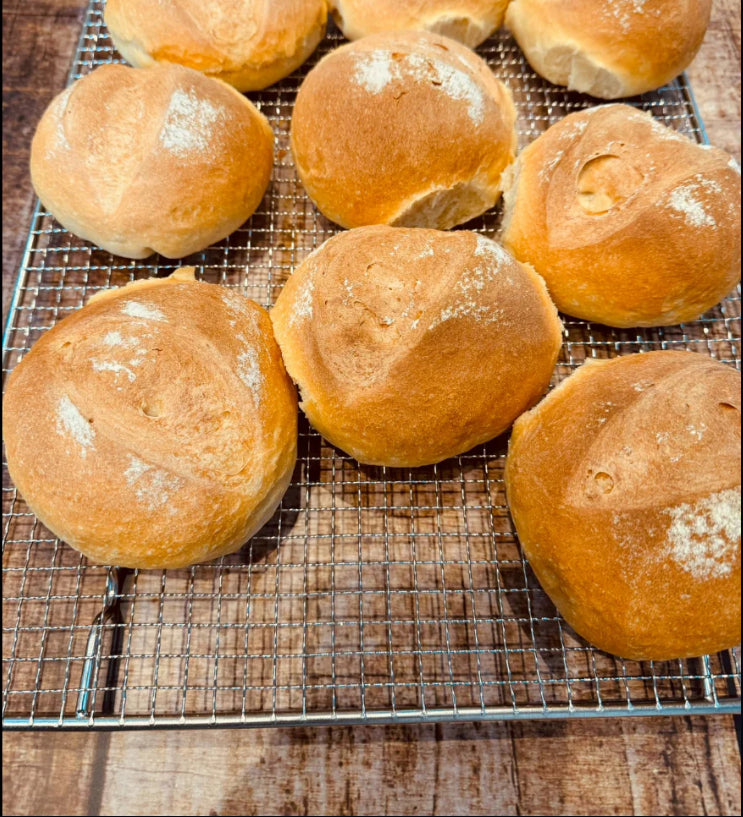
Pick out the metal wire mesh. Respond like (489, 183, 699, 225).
(2, 1, 741, 729)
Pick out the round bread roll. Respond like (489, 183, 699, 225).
(505, 0, 712, 99)
(30, 63, 274, 259)
(271, 226, 562, 467)
(1, 269, 298, 569)
(505, 351, 741, 661)
(104, 0, 328, 91)
(329, 0, 508, 47)
(500, 104, 741, 328)
(290, 31, 517, 230)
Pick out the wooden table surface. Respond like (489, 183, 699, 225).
(2, 2, 741, 815)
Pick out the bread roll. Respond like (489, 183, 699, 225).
(290, 31, 517, 230)
(500, 104, 741, 327)
(505, 0, 712, 98)
(505, 351, 741, 661)
(271, 226, 562, 467)
(329, 0, 508, 47)
(2, 269, 298, 569)
(105, 0, 327, 91)
(30, 63, 274, 259)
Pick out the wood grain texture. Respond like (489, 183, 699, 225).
(2, 0, 85, 329)
(686, 3, 742, 165)
(3, 717, 741, 816)
(1, 2, 741, 816)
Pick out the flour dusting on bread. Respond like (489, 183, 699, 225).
(122, 301, 167, 322)
(49, 86, 73, 156)
(353, 50, 396, 93)
(160, 88, 224, 157)
(666, 488, 741, 579)
(91, 359, 137, 382)
(668, 177, 720, 228)
(353, 49, 485, 124)
(56, 394, 95, 454)
(291, 277, 315, 325)
(237, 345, 264, 404)
(125, 455, 184, 512)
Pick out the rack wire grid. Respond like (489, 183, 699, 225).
(2, 2, 741, 730)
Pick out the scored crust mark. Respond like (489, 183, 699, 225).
(141, 399, 163, 419)
(577, 154, 644, 214)
(584, 469, 615, 497)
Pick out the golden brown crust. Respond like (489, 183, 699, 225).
(30, 63, 274, 259)
(505, 0, 712, 98)
(500, 104, 741, 327)
(505, 351, 741, 661)
(271, 226, 562, 467)
(290, 30, 517, 230)
(2, 269, 298, 569)
(330, 0, 508, 47)
(104, 0, 328, 91)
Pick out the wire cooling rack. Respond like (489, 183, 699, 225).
(2, 1, 741, 729)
